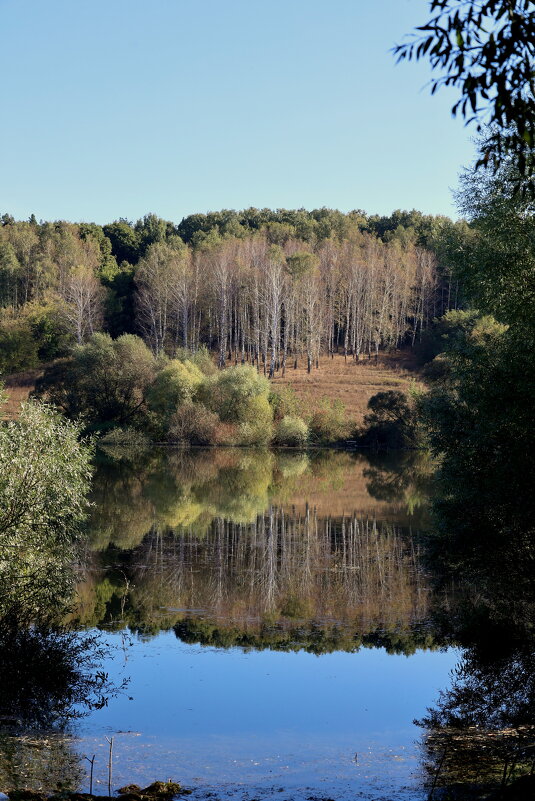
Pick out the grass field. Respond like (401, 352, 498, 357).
(2, 350, 423, 425)
(272, 350, 423, 428)
(2, 367, 44, 420)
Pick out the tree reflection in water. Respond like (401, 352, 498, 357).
(11, 446, 534, 798)
(417, 482, 535, 797)
(0, 622, 126, 793)
(74, 449, 434, 654)
(84, 447, 535, 797)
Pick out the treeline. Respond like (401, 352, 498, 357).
(0, 207, 466, 373)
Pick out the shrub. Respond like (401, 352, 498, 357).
(168, 403, 219, 445)
(235, 395, 274, 445)
(0, 316, 39, 373)
(421, 353, 452, 381)
(0, 401, 93, 624)
(360, 390, 420, 449)
(175, 344, 217, 376)
(416, 309, 506, 366)
(34, 332, 156, 428)
(309, 398, 352, 444)
(198, 364, 272, 425)
(146, 359, 203, 426)
(273, 415, 309, 447)
(269, 385, 301, 421)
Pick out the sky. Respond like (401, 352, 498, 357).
(0, 0, 475, 225)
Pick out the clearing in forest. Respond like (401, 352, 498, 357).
(272, 350, 423, 427)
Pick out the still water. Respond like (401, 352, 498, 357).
(4, 449, 460, 799)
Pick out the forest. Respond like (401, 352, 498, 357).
(0, 207, 463, 375)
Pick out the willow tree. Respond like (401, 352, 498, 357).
(0, 401, 93, 624)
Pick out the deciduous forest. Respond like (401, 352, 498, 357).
(0, 208, 463, 374)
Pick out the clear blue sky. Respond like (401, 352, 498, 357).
(0, 0, 474, 224)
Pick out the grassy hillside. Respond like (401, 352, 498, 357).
(273, 351, 423, 428)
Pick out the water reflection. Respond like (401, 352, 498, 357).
(0, 731, 83, 794)
(74, 449, 434, 655)
(3, 444, 533, 798)
(417, 490, 535, 798)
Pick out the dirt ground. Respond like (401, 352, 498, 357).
(271, 350, 423, 427)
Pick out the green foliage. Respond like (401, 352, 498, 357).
(418, 154, 535, 576)
(416, 308, 507, 366)
(0, 402, 93, 623)
(273, 415, 309, 447)
(285, 250, 319, 279)
(177, 207, 371, 245)
(419, 331, 535, 531)
(421, 352, 452, 381)
(0, 240, 21, 308)
(198, 364, 272, 424)
(234, 394, 274, 445)
(24, 301, 73, 360)
(455, 158, 535, 326)
(145, 359, 203, 430)
(34, 333, 156, 428)
(395, 1, 535, 190)
(167, 402, 219, 445)
(102, 219, 142, 264)
(308, 398, 352, 444)
(102, 261, 137, 337)
(361, 390, 420, 449)
(269, 385, 301, 420)
(175, 344, 217, 375)
(0, 316, 39, 372)
(0, 302, 73, 372)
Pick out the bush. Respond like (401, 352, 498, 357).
(269, 385, 301, 421)
(235, 395, 274, 445)
(34, 332, 156, 428)
(309, 398, 352, 444)
(0, 401, 93, 624)
(360, 390, 420, 449)
(421, 353, 452, 381)
(175, 344, 217, 376)
(168, 403, 219, 445)
(273, 415, 309, 447)
(145, 359, 203, 428)
(0, 316, 39, 372)
(198, 364, 272, 425)
(416, 309, 506, 366)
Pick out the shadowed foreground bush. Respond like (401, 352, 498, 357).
(359, 390, 421, 449)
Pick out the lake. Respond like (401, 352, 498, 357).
(2, 449, 461, 799)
